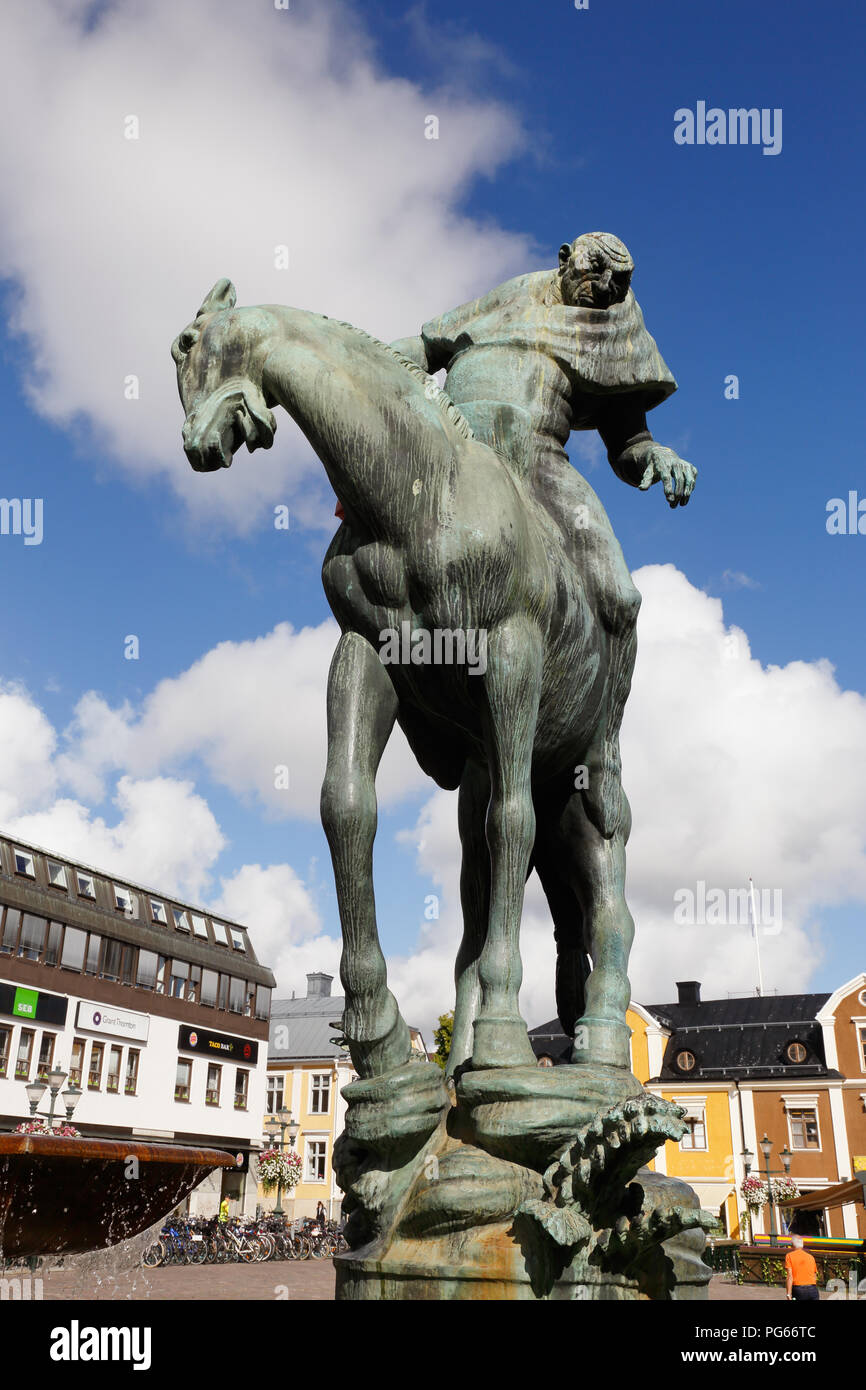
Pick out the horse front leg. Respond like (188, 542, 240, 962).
(321, 630, 411, 1079)
(471, 616, 542, 1070)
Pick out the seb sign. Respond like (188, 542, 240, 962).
(76, 1000, 150, 1042)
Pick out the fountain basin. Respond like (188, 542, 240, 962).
(0, 1133, 236, 1259)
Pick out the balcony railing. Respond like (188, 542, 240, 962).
(124, 1078, 137, 1095)
(15, 1063, 30, 1080)
(87, 1072, 102, 1090)
(106, 1077, 120, 1094)
(234, 1096, 247, 1110)
(174, 1085, 190, 1102)
(205, 1090, 220, 1106)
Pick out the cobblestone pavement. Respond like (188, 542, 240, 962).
(41, 1258, 338, 1301)
(36, 1265, 804, 1302)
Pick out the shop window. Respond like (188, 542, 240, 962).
(175, 1058, 192, 1103)
(125, 1050, 140, 1096)
(15, 1029, 35, 1081)
(88, 1042, 104, 1090)
(69, 1038, 86, 1087)
(36, 1033, 56, 1081)
(234, 1069, 249, 1110)
(206, 1064, 221, 1106)
(107, 1046, 123, 1094)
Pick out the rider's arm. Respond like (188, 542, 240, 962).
(596, 394, 696, 507)
(596, 396, 655, 487)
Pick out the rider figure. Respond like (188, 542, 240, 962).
(391, 232, 696, 837)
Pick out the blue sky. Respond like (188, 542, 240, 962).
(0, 0, 863, 1028)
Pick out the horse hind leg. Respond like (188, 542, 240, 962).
(449, 760, 491, 1078)
(533, 833, 590, 1042)
(554, 783, 636, 1070)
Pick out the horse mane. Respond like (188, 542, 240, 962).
(331, 319, 475, 441)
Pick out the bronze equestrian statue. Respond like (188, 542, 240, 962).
(172, 234, 712, 1300)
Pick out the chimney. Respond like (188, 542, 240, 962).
(306, 972, 333, 999)
(676, 981, 701, 1007)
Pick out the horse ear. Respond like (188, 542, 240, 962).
(196, 278, 237, 318)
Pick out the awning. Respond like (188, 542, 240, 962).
(779, 1176, 866, 1212)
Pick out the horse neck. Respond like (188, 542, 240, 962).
(261, 306, 459, 537)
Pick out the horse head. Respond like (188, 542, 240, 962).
(172, 278, 277, 471)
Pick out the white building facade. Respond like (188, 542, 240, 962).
(0, 834, 276, 1217)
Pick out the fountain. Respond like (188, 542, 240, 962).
(0, 1133, 235, 1260)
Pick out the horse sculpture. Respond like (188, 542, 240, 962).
(173, 276, 637, 1079)
(173, 276, 714, 1299)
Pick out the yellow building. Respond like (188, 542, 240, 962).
(261, 973, 353, 1220)
(532, 977, 866, 1240)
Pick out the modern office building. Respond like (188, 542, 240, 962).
(530, 974, 866, 1241)
(0, 832, 276, 1217)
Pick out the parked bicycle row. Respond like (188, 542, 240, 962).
(141, 1215, 347, 1267)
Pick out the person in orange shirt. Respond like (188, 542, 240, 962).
(785, 1234, 819, 1301)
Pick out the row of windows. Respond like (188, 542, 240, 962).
(7, 847, 247, 953)
(175, 1057, 249, 1110)
(266, 1071, 331, 1116)
(0, 907, 271, 1019)
(0, 1024, 140, 1095)
(676, 1105, 823, 1153)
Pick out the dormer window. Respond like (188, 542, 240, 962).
(77, 873, 95, 899)
(13, 849, 35, 877)
(675, 1049, 697, 1073)
(150, 900, 167, 924)
(114, 885, 136, 916)
(786, 1041, 808, 1064)
(47, 861, 68, 889)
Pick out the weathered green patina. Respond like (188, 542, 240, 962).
(172, 233, 711, 1299)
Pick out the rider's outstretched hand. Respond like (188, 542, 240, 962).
(635, 443, 696, 507)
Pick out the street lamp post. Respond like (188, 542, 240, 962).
(743, 1136, 792, 1246)
(24, 1068, 82, 1130)
(263, 1107, 300, 1217)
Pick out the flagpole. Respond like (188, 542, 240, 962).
(748, 876, 765, 997)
